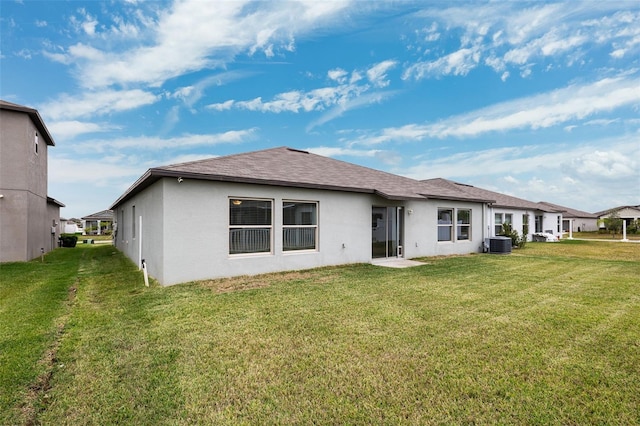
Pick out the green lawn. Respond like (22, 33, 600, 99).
(1, 241, 639, 425)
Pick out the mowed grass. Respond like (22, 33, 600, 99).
(1, 241, 639, 424)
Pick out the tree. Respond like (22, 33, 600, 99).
(600, 211, 623, 238)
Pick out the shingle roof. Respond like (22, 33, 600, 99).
(423, 178, 560, 212)
(538, 201, 597, 218)
(111, 147, 494, 208)
(0, 99, 56, 146)
(594, 205, 640, 216)
(82, 209, 114, 220)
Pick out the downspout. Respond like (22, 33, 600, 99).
(138, 215, 143, 270)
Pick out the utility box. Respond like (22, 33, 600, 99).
(487, 236, 512, 254)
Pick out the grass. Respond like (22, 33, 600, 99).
(572, 231, 640, 241)
(1, 240, 639, 424)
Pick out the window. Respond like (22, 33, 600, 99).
(535, 215, 543, 233)
(283, 201, 318, 251)
(495, 213, 512, 235)
(522, 214, 529, 235)
(457, 209, 471, 240)
(131, 206, 136, 238)
(438, 209, 453, 241)
(494, 213, 503, 235)
(34, 131, 38, 154)
(229, 198, 272, 255)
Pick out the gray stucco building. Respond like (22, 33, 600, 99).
(0, 100, 64, 262)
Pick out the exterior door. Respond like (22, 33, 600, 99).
(372, 206, 403, 258)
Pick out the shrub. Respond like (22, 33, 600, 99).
(499, 223, 524, 248)
(59, 234, 78, 248)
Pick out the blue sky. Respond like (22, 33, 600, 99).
(2, 1, 639, 219)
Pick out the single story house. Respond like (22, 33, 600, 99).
(110, 147, 496, 285)
(595, 205, 640, 230)
(81, 209, 114, 235)
(538, 201, 599, 232)
(424, 179, 564, 241)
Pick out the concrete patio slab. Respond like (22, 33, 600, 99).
(371, 258, 427, 268)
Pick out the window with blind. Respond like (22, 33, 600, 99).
(229, 198, 273, 255)
(283, 201, 318, 251)
(457, 209, 471, 240)
(438, 208, 453, 241)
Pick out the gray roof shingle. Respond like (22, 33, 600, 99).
(423, 178, 560, 212)
(111, 147, 494, 208)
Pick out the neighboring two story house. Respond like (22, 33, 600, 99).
(0, 100, 64, 262)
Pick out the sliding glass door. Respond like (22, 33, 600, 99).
(372, 206, 403, 259)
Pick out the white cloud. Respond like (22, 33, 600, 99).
(366, 60, 397, 87)
(350, 75, 640, 142)
(397, 136, 639, 212)
(403, 47, 479, 80)
(566, 150, 638, 180)
(40, 89, 158, 120)
(73, 129, 258, 152)
(207, 100, 235, 111)
(47, 120, 117, 140)
(51, 0, 353, 89)
(306, 146, 382, 158)
(406, 3, 640, 80)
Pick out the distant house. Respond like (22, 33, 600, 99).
(0, 100, 64, 262)
(538, 201, 599, 232)
(110, 147, 494, 285)
(595, 205, 640, 230)
(424, 179, 564, 241)
(60, 218, 83, 234)
(81, 209, 114, 235)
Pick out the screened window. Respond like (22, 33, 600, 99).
(283, 201, 318, 251)
(438, 209, 453, 241)
(457, 209, 471, 240)
(229, 199, 272, 255)
(132, 205, 136, 239)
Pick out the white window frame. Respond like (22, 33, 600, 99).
(34, 131, 39, 154)
(282, 200, 318, 252)
(438, 208, 454, 242)
(229, 197, 273, 256)
(456, 209, 471, 241)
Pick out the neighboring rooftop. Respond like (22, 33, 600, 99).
(82, 209, 114, 221)
(111, 147, 494, 208)
(538, 201, 597, 219)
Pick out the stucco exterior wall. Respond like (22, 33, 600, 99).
(403, 199, 485, 258)
(114, 177, 488, 285)
(114, 180, 164, 281)
(0, 109, 54, 262)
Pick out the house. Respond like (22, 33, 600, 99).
(60, 218, 83, 234)
(595, 205, 640, 231)
(110, 147, 494, 286)
(423, 179, 564, 241)
(81, 209, 114, 235)
(0, 100, 64, 262)
(538, 201, 599, 232)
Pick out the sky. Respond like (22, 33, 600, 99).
(1, 0, 639, 219)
